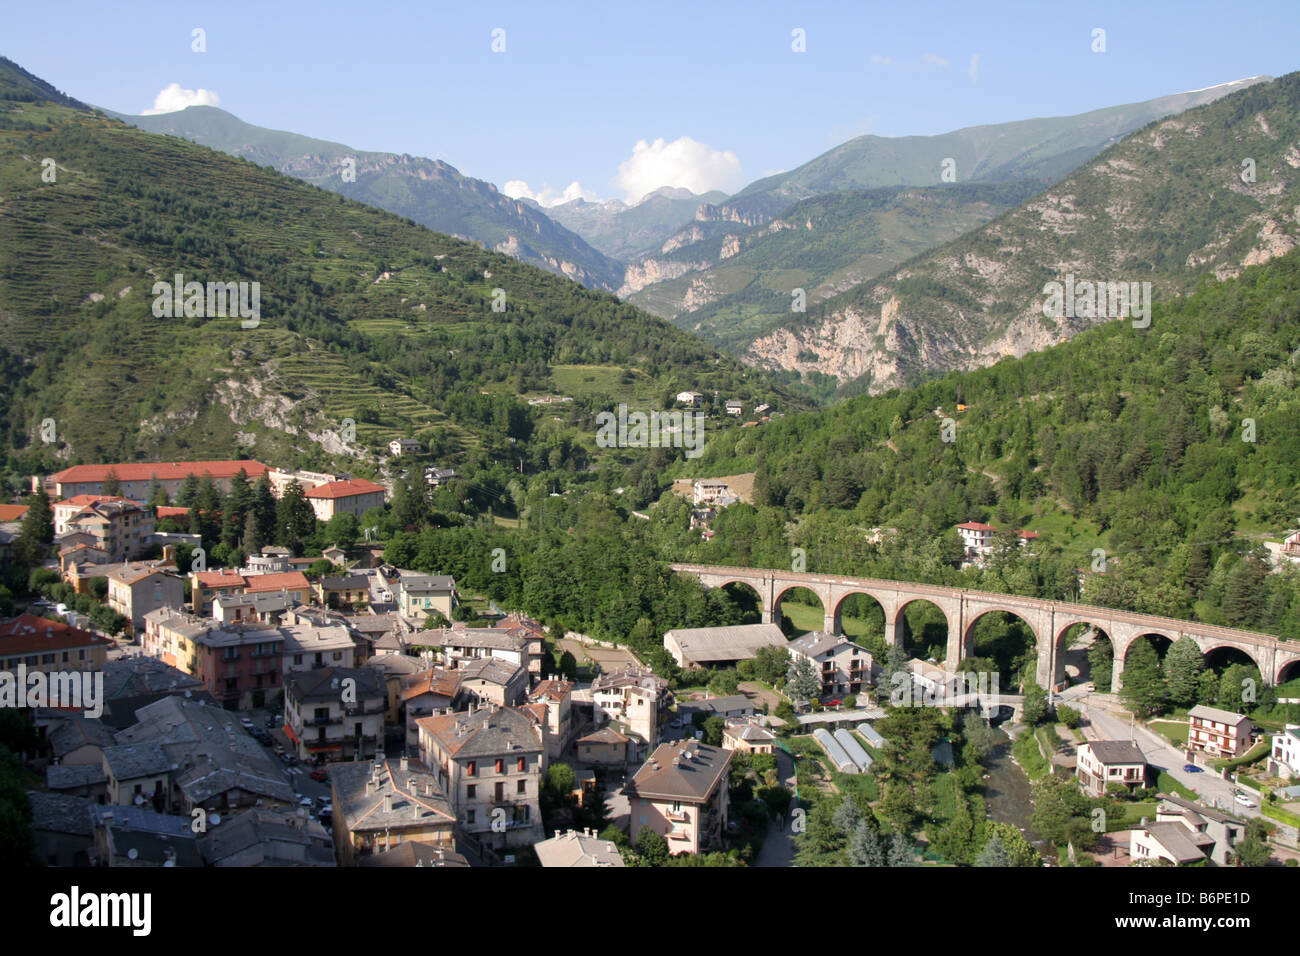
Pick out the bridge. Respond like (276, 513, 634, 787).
(670, 564, 1300, 691)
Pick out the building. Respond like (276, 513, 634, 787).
(317, 574, 371, 608)
(534, 828, 625, 867)
(722, 719, 776, 754)
(591, 666, 671, 752)
(724, 400, 743, 417)
(57, 497, 155, 563)
(956, 522, 996, 563)
(1268, 725, 1300, 779)
(425, 467, 459, 488)
(576, 727, 631, 767)
(389, 438, 423, 457)
(678, 695, 755, 722)
(199, 807, 336, 867)
(626, 739, 731, 855)
(140, 608, 284, 709)
(284, 667, 386, 762)
(676, 391, 704, 407)
(329, 755, 457, 865)
(396, 573, 458, 620)
(401, 669, 464, 752)
(41, 460, 269, 501)
(692, 479, 736, 507)
(456, 657, 528, 708)
(417, 704, 545, 851)
(190, 570, 249, 614)
(787, 631, 873, 697)
(304, 478, 387, 521)
(105, 564, 186, 631)
(0, 613, 110, 675)
(89, 805, 202, 867)
(1129, 793, 1246, 867)
(242, 571, 312, 605)
(423, 626, 535, 674)
(27, 791, 97, 866)
(525, 678, 574, 761)
(278, 618, 358, 674)
(663, 623, 787, 669)
(1076, 739, 1148, 798)
(1187, 705, 1254, 758)
(212, 589, 298, 625)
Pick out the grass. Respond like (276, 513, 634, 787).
(1104, 800, 1158, 831)
(1261, 803, 1300, 828)
(1148, 719, 1189, 748)
(1155, 771, 1198, 801)
(1210, 739, 1270, 772)
(1012, 728, 1049, 781)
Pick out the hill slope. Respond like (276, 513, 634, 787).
(0, 66, 799, 476)
(111, 105, 626, 293)
(744, 72, 1300, 394)
(543, 186, 730, 262)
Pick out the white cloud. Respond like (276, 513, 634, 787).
(869, 55, 893, 65)
(921, 53, 951, 68)
(969, 54, 980, 84)
(502, 179, 599, 207)
(615, 136, 743, 202)
(141, 83, 221, 115)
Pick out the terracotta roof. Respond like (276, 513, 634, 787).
(243, 571, 310, 593)
(0, 614, 109, 654)
(400, 668, 462, 702)
(0, 504, 28, 521)
(304, 478, 386, 500)
(956, 522, 995, 531)
(54, 494, 139, 508)
(49, 461, 269, 484)
(155, 506, 189, 518)
(193, 571, 247, 588)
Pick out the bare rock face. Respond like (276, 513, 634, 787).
(619, 258, 709, 297)
(719, 235, 741, 260)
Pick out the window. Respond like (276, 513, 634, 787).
(293, 655, 303, 665)
(467, 784, 476, 799)
(517, 757, 526, 772)
(466, 809, 475, 824)
(332, 651, 342, 661)
(494, 759, 503, 774)
(467, 762, 477, 777)
(516, 780, 526, 795)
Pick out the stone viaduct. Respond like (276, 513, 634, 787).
(670, 564, 1300, 692)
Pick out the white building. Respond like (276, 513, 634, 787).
(389, 438, 423, 457)
(1269, 725, 1300, 779)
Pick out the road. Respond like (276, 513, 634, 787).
(753, 749, 796, 867)
(1080, 696, 1258, 820)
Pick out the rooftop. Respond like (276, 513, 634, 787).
(417, 705, 542, 760)
(331, 756, 455, 834)
(534, 829, 625, 867)
(627, 739, 732, 802)
(663, 623, 787, 663)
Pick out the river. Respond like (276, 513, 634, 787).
(981, 729, 1055, 864)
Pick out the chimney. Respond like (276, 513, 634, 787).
(384, 792, 393, 813)
(400, 755, 408, 772)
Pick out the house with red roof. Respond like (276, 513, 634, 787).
(39, 460, 269, 500)
(304, 479, 387, 521)
(0, 613, 111, 674)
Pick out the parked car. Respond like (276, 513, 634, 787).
(309, 768, 329, 783)
(239, 717, 255, 729)
(1234, 793, 1256, 808)
(1183, 763, 1203, 773)
(265, 715, 279, 729)
(298, 796, 314, 808)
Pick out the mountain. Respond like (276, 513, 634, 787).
(108, 105, 626, 293)
(617, 78, 1270, 353)
(727, 78, 1271, 220)
(0, 61, 800, 475)
(544, 186, 730, 261)
(742, 72, 1300, 395)
(628, 180, 1044, 350)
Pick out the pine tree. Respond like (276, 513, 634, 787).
(886, 832, 915, 867)
(101, 468, 121, 497)
(242, 511, 262, 555)
(14, 486, 54, 567)
(275, 479, 316, 552)
(251, 475, 277, 544)
(1119, 636, 1167, 717)
(848, 819, 884, 866)
(1224, 555, 1267, 628)
(176, 474, 199, 509)
(1163, 637, 1205, 707)
(786, 655, 821, 701)
(974, 833, 1012, 867)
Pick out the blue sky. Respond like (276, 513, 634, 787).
(8, 0, 1299, 204)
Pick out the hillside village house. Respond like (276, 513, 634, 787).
(534, 828, 625, 867)
(279, 617, 357, 674)
(1187, 705, 1254, 758)
(676, 391, 703, 407)
(212, 589, 298, 626)
(692, 479, 738, 507)
(417, 705, 546, 851)
(191, 570, 250, 615)
(455, 657, 528, 708)
(786, 631, 874, 698)
(388, 438, 423, 457)
(105, 563, 186, 631)
(401, 669, 464, 751)
(316, 574, 371, 607)
(304, 478, 387, 521)
(1075, 739, 1148, 798)
(525, 678, 574, 760)
(722, 719, 776, 754)
(38, 460, 270, 500)
(396, 573, 458, 620)
(141, 608, 285, 708)
(330, 756, 456, 865)
(1268, 725, 1300, 779)
(577, 727, 631, 767)
(956, 521, 1038, 566)
(0, 613, 111, 675)
(626, 739, 731, 855)
(284, 667, 386, 762)
(1129, 793, 1246, 867)
(242, 571, 312, 604)
(56, 497, 155, 562)
(724, 400, 743, 417)
(590, 665, 671, 753)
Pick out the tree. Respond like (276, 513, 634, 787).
(982, 821, 1041, 866)
(13, 486, 54, 567)
(1119, 637, 1167, 717)
(848, 819, 885, 866)
(1164, 637, 1205, 707)
(1088, 638, 1114, 693)
(1233, 819, 1271, 867)
(974, 833, 1012, 867)
(1218, 663, 1261, 712)
(1021, 680, 1048, 726)
(786, 655, 821, 702)
(1056, 705, 1081, 729)
(101, 468, 121, 497)
(275, 480, 316, 551)
(963, 716, 1001, 759)
(886, 832, 915, 867)
(702, 715, 725, 747)
(242, 511, 263, 555)
(546, 762, 575, 797)
(324, 512, 360, 550)
(635, 826, 669, 866)
(251, 474, 277, 544)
